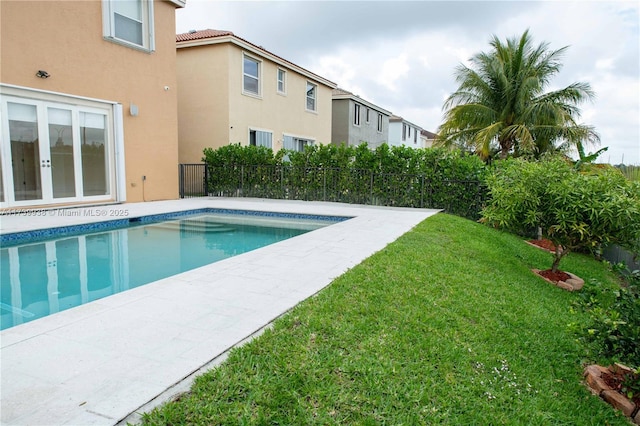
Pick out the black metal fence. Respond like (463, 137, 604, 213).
(179, 163, 488, 220)
(603, 244, 640, 272)
(179, 164, 208, 198)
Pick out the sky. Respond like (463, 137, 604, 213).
(176, 1, 640, 165)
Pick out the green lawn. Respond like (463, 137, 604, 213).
(140, 213, 629, 425)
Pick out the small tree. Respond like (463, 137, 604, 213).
(482, 157, 640, 272)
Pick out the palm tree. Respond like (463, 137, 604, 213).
(436, 30, 600, 160)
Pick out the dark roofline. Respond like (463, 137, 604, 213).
(332, 88, 392, 116)
(421, 130, 438, 139)
(176, 29, 336, 88)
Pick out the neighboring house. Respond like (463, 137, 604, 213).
(0, 0, 184, 210)
(421, 129, 438, 148)
(176, 29, 337, 163)
(331, 88, 391, 149)
(388, 115, 423, 148)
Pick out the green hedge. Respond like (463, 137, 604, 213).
(201, 143, 488, 220)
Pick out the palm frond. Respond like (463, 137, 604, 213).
(437, 30, 597, 161)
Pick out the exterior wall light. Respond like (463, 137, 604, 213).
(36, 70, 50, 78)
(130, 102, 139, 116)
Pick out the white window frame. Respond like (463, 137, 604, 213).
(377, 113, 383, 133)
(306, 82, 317, 112)
(277, 68, 287, 95)
(366, 108, 370, 123)
(402, 124, 407, 141)
(0, 85, 123, 208)
(248, 128, 272, 148)
(102, 0, 155, 52)
(283, 134, 314, 152)
(353, 103, 361, 126)
(243, 54, 261, 97)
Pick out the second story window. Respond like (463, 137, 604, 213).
(353, 104, 361, 126)
(402, 124, 407, 141)
(277, 69, 286, 94)
(306, 82, 317, 111)
(366, 108, 370, 123)
(377, 114, 383, 132)
(243, 55, 260, 96)
(103, 0, 154, 51)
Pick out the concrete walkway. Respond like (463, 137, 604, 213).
(0, 198, 438, 425)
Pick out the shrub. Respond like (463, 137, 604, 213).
(200, 143, 488, 218)
(571, 268, 640, 371)
(202, 143, 276, 166)
(482, 157, 640, 272)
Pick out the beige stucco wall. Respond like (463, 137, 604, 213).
(177, 40, 333, 163)
(177, 44, 231, 163)
(0, 0, 180, 203)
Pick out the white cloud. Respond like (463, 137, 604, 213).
(177, 0, 640, 164)
(378, 54, 410, 91)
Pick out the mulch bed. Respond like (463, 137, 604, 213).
(584, 364, 640, 424)
(538, 269, 571, 283)
(602, 367, 640, 406)
(527, 238, 558, 252)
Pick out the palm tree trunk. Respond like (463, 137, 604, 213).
(499, 136, 513, 159)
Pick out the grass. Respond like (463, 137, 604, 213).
(139, 213, 629, 425)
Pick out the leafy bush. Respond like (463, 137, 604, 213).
(202, 143, 276, 166)
(482, 157, 640, 272)
(571, 267, 640, 371)
(201, 143, 488, 218)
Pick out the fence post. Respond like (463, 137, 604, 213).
(370, 171, 374, 205)
(323, 168, 327, 201)
(420, 174, 424, 208)
(178, 164, 184, 198)
(240, 165, 244, 197)
(203, 163, 208, 197)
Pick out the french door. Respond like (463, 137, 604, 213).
(1, 96, 116, 207)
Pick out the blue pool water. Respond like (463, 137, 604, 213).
(1, 210, 346, 330)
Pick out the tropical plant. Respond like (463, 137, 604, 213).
(482, 157, 640, 273)
(436, 30, 599, 161)
(572, 141, 608, 171)
(572, 267, 640, 370)
(201, 143, 489, 218)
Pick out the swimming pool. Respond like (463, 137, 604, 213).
(0, 209, 349, 330)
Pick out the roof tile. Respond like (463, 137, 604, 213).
(176, 29, 233, 42)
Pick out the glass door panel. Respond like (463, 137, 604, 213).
(47, 108, 76, 198)
(2, 95, 115, 207)
(7, 102, 43, 201)
(80, 112, 108, 196)
(0, 152, 4, 203)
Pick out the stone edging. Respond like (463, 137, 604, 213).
(531, 268, 585, 291)
(584, 364, 639, 424)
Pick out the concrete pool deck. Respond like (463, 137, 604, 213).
(1, 198, 439, 425)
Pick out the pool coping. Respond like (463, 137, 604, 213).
(0, 207, 351, 247)
(0, 198, 439, 426)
